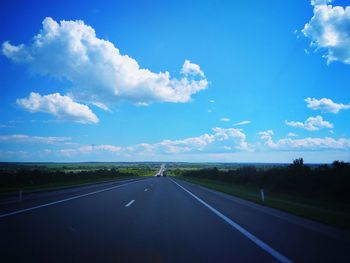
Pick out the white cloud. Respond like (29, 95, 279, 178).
(53, 127, 251, 157)
(17, 92, 99, 124)
(285, 115, 333, 131)
(0, 134, 71, 144)
(92, 102, 111, 112)
(79, 144, 122, 153)
(303, 1, 350, 64)
(258, 130, 276, 148)
(259, 130, 274, 138)
(181, 59, 205, 78)
(311, 0, 332, 6)
(234, 120, 251, 126)
(209, 100, 215, 103)
(212, 127, 250, 151)
(287, 132, 298, 137)
(55, 144, 123, 157)
(2, 17, 208, 106)
(277, 137, 350, 149)
(305, 97, 350, 113)
(2, 41, 29, 63)
(220, 117, 230, 122)
(262, 135, 350, 150)
(259, 127, 350, 150)
(262, 131, 340, 151)
(5, 128, 350, 161)
(150, 127, 250, 153)
(157, 134, 215, 154)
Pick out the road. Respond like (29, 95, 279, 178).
(1, 176, 349, 262)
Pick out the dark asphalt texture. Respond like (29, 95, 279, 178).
(1, 176, 349, 263)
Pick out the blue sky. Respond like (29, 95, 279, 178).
(1, 0, 350, 163)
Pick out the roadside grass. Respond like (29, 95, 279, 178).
(175, 176, 350, 231)
(117, 168, 155, 177)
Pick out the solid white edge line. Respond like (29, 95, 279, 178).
(0, 179, 143, 219)
(125, 200, 135, 207)
(170, 178, 293, 263)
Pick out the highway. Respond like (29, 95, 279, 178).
(1, 176, 350, 262)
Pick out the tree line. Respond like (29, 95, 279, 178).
(174, 159, 350, 203)
(0, 167, 140, 190)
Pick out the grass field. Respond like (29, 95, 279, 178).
(175, 176, 350, 231)
(0, 162, 157, 193)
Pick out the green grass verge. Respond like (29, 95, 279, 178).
(175, 176, 350, 231)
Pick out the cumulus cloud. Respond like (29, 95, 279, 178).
(303, 0, 350, 64)
(2, 17, 208, 106)
(141, 127, 250, 154)
(259, 130, 350, 150)
(277, 137, 350, 149)
(285, 115, 333, 131)
(305, 97, 350, 113)
(181, 60, 205, 78)
(220, 117, 230, 122)
(17, 92, 99, 124)
(212, 127, 250, 151)
(311, 0, 332, 6)
(258, 130, 276, 148)
(233, 120, 251, 126)
(54, 127, 251, 157)
(0, 134, 71, 144)
(157, 134, 215, 154)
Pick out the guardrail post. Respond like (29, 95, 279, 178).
(260, 189, 265, 202)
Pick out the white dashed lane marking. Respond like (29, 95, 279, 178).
(125, 200, 135, 207)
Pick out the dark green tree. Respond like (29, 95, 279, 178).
(291, 158, 304, 168)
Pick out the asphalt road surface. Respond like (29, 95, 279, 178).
(1, 176, 349, 262)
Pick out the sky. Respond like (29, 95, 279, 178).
(0, 0, 350, 163)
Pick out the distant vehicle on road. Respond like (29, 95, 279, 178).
(156, 164, 166, 177)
